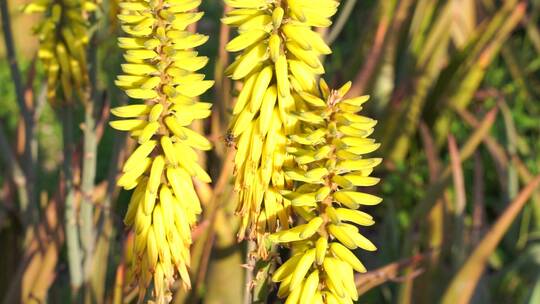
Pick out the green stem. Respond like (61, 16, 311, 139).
(250, 250, 276, 304)
(82, 26, 100, 302)
(243, 240, 255, 304)
(90, 128, 127, 304)
(82, 35, 99, 279)
(81, 100, 97, 286)
(62, 105, 84, 296)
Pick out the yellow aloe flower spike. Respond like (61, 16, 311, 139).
(224, 0, 340, 256)
(110, 0, 213, 302)
(270, 80, 382, 304)
(23, 0, 97, 104)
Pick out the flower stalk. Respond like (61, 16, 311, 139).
(24, 0, 97, 296)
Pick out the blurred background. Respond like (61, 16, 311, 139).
(1, 0, 540, 303)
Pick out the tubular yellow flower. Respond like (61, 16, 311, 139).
(270, 80, 382, 304)
(223, 0, 339, 253)
(110, 0, 213, 302)
(23, 0, 97, 103)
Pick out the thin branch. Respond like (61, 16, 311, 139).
(189, 150, 235, 302)
(441, 175, 540, 304)
(348, 11, 389, 97)
(355, 251, 432, 295)
(418, 120, 445, 259)
(399, 107, 499, 277)
(80, 100, 97, 287)
(419, 121, 441, 182)
(212, 4, 232, 158)
(325, 0, 357, 45)
(0, 121, 28, 216)
(448, 136, 466, 216)
(458, 107, 540, 230)
(97, 131, 128, 236)
(497, 98, 519, 199)
(61, 105, 84, 296)
(243, 240, 256, 304)
(81, 31, 100, 287)
(471, 152, 485, 244)
(448, 135, 466, 265)
(348, 0, 413, 97)
(457, 108, 508, 188)
(410, 108, 498, 223)
(0, 0, 36, 225)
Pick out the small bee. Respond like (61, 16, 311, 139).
(224, 130, 237, 148)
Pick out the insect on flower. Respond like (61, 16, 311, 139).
(224, 130, 237, 148)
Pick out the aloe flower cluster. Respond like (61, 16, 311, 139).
(269, 80, 382, 303)
(23, 0, 97, 103)
(223, 0, 340, 256)
(222, 1, 382, 303)
(109, 0, 213, 302)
